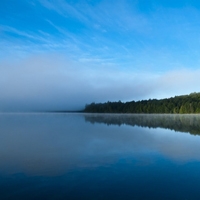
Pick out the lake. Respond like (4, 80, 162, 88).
(1, 113, 200, 199)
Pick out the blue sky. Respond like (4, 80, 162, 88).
(1, 0, 200, 111)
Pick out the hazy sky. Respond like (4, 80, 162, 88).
(1, 0, 200, 111)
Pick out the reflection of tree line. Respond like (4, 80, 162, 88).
(84, 93, 200, 114)
(84, 114, 200, 135)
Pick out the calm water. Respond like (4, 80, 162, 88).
(1, 113, 200, 199)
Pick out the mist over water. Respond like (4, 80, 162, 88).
(1, 113, 200, 199)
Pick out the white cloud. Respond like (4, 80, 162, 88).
(39, 0, 89, 22)
(154, 69, 200, 98)
(1, 53, 200, 112)
(0, 25, 51, 44)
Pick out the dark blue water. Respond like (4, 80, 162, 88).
(1, 113, 200, 199)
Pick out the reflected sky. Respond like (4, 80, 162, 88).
(1, 113, 200, 199)
(0, 113, 200, 176)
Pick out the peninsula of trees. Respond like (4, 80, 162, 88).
(84, 92, 200, 113)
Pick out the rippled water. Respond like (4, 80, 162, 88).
(1, 113, 200, 199)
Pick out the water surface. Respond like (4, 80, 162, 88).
(1, 113, 200, 199)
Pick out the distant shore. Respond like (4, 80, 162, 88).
(83, 92, 200, 114)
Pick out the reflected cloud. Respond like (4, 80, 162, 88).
(0, 113, 200, 176)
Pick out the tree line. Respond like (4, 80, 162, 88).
(84, 92, 200, 113)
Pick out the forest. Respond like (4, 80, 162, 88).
(84, 92, 200, 113)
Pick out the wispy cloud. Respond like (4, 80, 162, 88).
(39, 0, 149, 33)
(0, 25, 61, 48)
(1, 25, 39, 40)
(39, 0, 89, 22)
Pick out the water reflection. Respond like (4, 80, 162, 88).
(85, 113, 200, 135)
(0, 113, 200, 176)
(1, 113, 200, 199)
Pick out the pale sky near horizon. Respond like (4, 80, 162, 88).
(1, 0, 200, 111)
